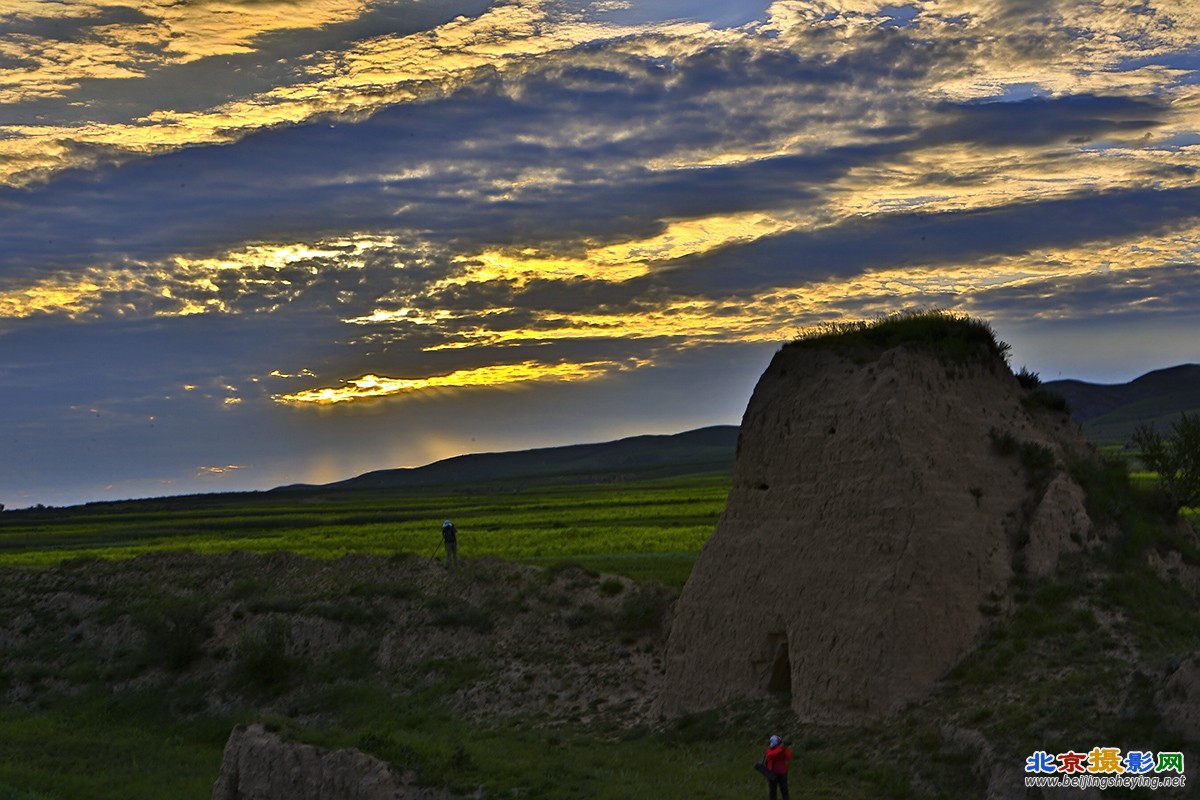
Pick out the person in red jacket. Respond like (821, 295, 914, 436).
(764, 735, 792, 800)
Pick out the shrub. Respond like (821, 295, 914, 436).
(614, 584, 672, 637)
(229, 617, 300, 696)
(1015, 366, 1041, 390)
(1068, 454, 1131, 528)
(445, 742, 475, 774)
(599, 578, 624, 596)
(224, 578, 262, 601)
(356, 730, 424, 773)
(1020, 375, 1071, 414)
(136, 596, 211, 672)
(1132, 412, 1200, 515)
(1035, 390, 1070, 414)
(1019, 442, 1057, 491)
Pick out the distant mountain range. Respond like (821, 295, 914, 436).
(276, 425, 740, 493)
(1044, 363, 1200, 445)
(277, 364, 1198, 493)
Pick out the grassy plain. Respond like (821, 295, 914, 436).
(1, 464, 1198, 799)
(0, 475, 734, 799)
(0, 691, 952, 800)
(0, 471, 979, 800)
(0, 475, 730, 587)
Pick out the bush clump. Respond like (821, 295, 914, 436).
(614, 583, 672, 637)
(136, 596, 211, 672)
(229, 617, 300, 696)
(1133, 412, 1200, 515)
(599, 578, 624, 596)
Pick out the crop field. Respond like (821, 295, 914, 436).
(0, 475, 732, 587)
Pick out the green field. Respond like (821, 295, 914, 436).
(0, 473, 984, 799)
(0, 475, 731, 586)
(0, 476, 734, 798)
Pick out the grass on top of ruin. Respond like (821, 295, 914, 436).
(791, 309, 1013, 367)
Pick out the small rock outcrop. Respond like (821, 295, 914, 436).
(661, 317, 1096, 721)
(212, 724, 463, 800)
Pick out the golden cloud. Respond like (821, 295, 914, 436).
(0, 0, 370, 104)
(0, 1, 710, 186)
(0, 235, 399, 321)
(409, 219, 1200, 352)
(274, 358, 646, 405)
(436, 211, 808, 289)
(196, 464, 244, 476)
(0, 276, 107, 319)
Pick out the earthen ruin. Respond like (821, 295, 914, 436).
(661, 326, 1096, 721)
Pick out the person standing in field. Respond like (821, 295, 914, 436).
(441, 520, 458, 569)
(765, 735, 792, 800)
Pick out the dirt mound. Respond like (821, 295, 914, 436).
(661, 333, 1097, 721)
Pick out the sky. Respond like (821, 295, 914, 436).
(1, 0, 1198, 508)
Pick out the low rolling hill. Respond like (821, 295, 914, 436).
(275, 425, 739, 493)
(1044, 363, 1200, 445)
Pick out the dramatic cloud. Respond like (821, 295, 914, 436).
(274, 358, 648, 404)
(1, 0, 1197, 506)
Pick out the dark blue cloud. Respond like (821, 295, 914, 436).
(652, 185, 1200, 296)
(582, 0, 771, 29)
(931, 94, 1166, 147)
(968, 261, 1200, 318)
